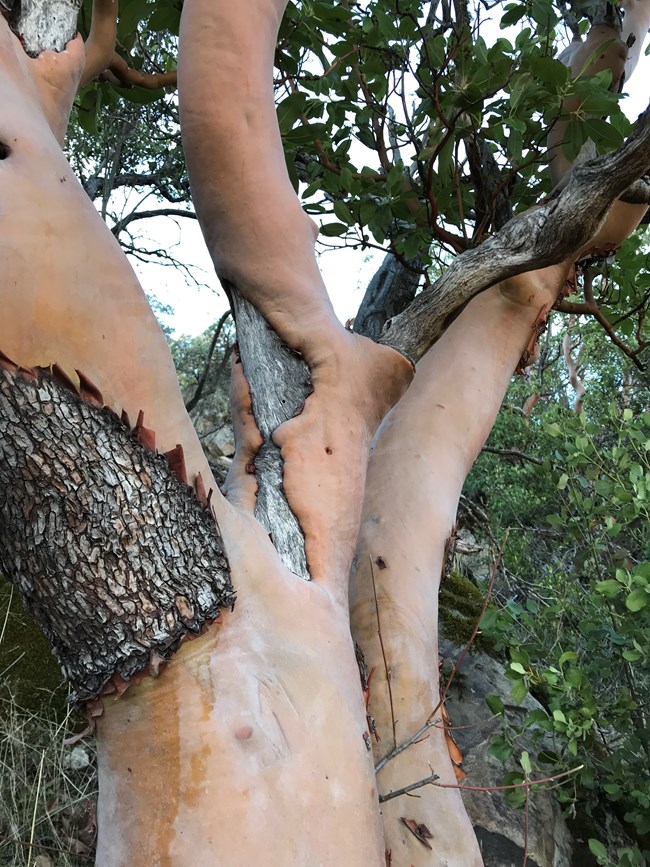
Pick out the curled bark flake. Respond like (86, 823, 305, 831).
(0, 365, 234, 703)
(399, 818, 434, 848)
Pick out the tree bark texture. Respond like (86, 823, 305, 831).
(1, 0, 80, 54)
(353, 252, 421, 342)
(228, 286, 311, 579)
(0, 363, 233, 702)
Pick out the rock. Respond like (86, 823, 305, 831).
(441, 641, 574, 867)
(63, 745, 91, 771)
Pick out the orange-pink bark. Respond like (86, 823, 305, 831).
(350, 265, 572, 865)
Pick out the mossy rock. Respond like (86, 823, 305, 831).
(0, 575, 67, 711)
(439, 571, 493, 651)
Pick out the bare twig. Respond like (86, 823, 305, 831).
(378, 772, 440, 803)
(480, 447, 543, 465)
(429, 530, 509, 722)
(185, 311, 232, 413)
(431, 764, 584, 791)
(375, 719, 438, 773)
(370, 557, 397, 751)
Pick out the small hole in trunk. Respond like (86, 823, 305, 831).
(0, 142, 10, 160)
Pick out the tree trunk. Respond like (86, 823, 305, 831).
(1, 0, 649, 864)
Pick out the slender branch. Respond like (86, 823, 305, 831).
(375, 718, 438, 774)
(79, 0, 118, 88)
(380, 103, 650, 362)
(432, 764, 584, 792)
(431, 530, 508, 720)
(378, 772, 440, 803)
(480, 447, 543, 465)
(185, 311, 232, 413)
(111, 207, 196, 237)
(108, 52, 177, 89)
(370, 557, 397, 751)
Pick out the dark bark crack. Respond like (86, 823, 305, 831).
(0, 365, 234, 702)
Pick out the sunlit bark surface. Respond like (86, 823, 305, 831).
(0, 0, 649, 865)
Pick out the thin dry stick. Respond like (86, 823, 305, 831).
(370, 556, 397, 751)
(27, 750, 45, 866)
(0, 835, 94, 860)
(432, 764, 583, 792)
(432, 713, 499, 732)
(379, 764, 583, 804)
(375, 532, 508, 772)
(0, 584, 12, 645)
(375, 719, 438, 773)
(379, 772, 440, 803)
(523, 786, 530, 867)
(429, 529, 510, 722)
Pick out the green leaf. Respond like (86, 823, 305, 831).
(544, 422, 562, 438)
(511, 678, 528, 704)
(588, 838, 608, 862)
(276, 92, 307, 134)
(320, 222, 348, 237)
(596, 579, 621, 597)
(626, 588, 648, 612)
(486, 694, 505, 716)
(333, 200, 354, 224)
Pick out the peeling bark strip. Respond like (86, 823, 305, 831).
(228, 285, 312, 579)
(0, 366, 234, 702)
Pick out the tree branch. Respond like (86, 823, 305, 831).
(185, 310, 232, 413)
(79, 0, 117, 87)
(380, 103, 650, 362)
(108, 51, 177, 89)
(111, 207, 196, 237)
(480, 446, 543, 465)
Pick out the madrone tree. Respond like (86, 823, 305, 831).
(0, 0, 648, 864)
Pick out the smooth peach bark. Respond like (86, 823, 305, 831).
(350, 265, 572, 866)
(1, 12, 392, 866)
(0, 21, 214, 495)
(178, 0, 413, 585)
(97, 511, 385, 867)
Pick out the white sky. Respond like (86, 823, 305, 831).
(128, 24, 650, 338)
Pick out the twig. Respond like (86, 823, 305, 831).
(0, 835, 94, 860)
(523, 786, 530, 867)
(370, 557, 397, 751)
(480, 447, 543, 465)
(27, 750, 45, 865)
(431, 764, 583, 791)
(379, 772, 440, 802)
(429, 530, 509, 723)
(375, 719, 438, 773)
(185, 311, 232, 412)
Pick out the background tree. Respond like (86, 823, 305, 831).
(0, 1, 648, 866)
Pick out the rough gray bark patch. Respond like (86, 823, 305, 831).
(0, 367, 234, 702)
(7, 0, 81, 55)
(227, 285, 311, 580)
(353, 252, 421, 342)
